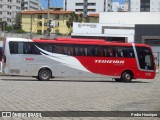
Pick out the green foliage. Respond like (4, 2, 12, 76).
(15, 29, 25, 33)
(5, 26, 13, 32)
(4, 12, 25, 33)
(66, 12, 84, 35)
(14, 12, 22, 29)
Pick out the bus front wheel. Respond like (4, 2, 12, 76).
(38, 68, 51, 81)
(122, 71, 132, 82)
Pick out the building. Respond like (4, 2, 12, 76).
(130, 0, 160, 12)
(124, 0, 130, 12)
(112, 2, 120, 12)
(72, 12, 160, 52)
(21, 10, 99, 35)
(87, 14, 99, 23)
(64, 0, 112, 16)
(21, 10, 73, 35)
(0, 0, 21, 25)
(21, 0, 40, 10)
(112, 1, 129, 12)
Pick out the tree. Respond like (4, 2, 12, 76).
(5, 12, 25, 33)
(66, 12, 84, 34)
(14, 12, 22, 30)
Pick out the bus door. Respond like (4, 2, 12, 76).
(136, 47, 155, 71)
(9, 42, 23, 75)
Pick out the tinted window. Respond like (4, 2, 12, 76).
(115, 47, 135, 58)
(136, 47, 154, 70)
(9, 42, 40, 54)
(9, 42, 135, 58)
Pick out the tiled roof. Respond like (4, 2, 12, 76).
(88, 14, 99, 17)
(21, 10, 73, 14)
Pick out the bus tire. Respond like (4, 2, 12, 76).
(122, 71, 132, 83)
(38, 68, 51, 81)
(115, 78, 122, 82)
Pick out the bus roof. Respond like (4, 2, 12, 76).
(6, 37, 151, 48)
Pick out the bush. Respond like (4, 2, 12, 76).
(5, 26, 13, 32)
(15, 29, 25, 33)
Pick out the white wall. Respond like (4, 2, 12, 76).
(100, 12, 160, 24)
(150, 0, 160, 12)
(73, 23, 101, 34)
(130, 0, 140, 12)
(72, 22, 135, 43)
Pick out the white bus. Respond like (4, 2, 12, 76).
(2, 37, 156, 82)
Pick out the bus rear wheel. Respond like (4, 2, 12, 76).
(122, 71, 132, 83)
(38, 69, 51, 81)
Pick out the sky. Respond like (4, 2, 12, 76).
(40, 0, 63, 8)
(40, 0, 125, 8)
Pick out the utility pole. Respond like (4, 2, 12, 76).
(47, 0, 51, 37)
(30, 14, 32, 38)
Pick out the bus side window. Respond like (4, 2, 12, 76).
(52, 46, 57, 53)
(116, 47, 123, 57)
(9, 42, 18, 54)
(107, 48, 115, 57)
(67, 48, 73, 56)
(124, 47, 135, 58)
(99, 47, 105, 57)
(24, 43, 31, 54)
(87, 47, 93, 56)
(77, 47, 82, 56)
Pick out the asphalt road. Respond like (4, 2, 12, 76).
(0, 75, 160, 120)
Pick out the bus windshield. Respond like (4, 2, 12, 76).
(136, 47, 154, 70)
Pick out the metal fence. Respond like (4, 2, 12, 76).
(0, 32, 71, 39)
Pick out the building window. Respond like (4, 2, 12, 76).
(7, 12, 11, 15)
(8, 5, 12, 9)
(38, 15, 42, 19)
(38, 21, 42, 26)
(87, 9, 96, 12)
(76, 3, 83, 6)
(140, 0, 150, 12)
(44, 22, 48, 26)
(75, 9, 83, 12)
(16, 0, 20, 4)
(7, 18, 11, 22)
(16, 6, 20, 10)
(44, 14, 48, 19)
(44, 30, 47, 33)
(55, 14, 59, 19)
(87, 3, 96, 6)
